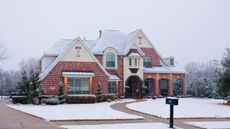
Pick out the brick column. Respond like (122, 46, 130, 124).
(182, 80, 186, 96)
(155, 73, 160, 96)
(168, 80, 173, 96)
(168, 74, 173, 96)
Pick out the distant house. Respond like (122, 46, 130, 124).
(39, 29, 186, 99)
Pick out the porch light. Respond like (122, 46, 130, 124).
(64, 76, 68, 91)
(89, 76, 93, 94)
(116, 80, 119, 96)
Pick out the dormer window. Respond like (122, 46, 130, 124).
(106, 52, 115, 67)
(170, 58, 174, 66)
(138, 36, 142, 44)
(75, 46, 81, 57)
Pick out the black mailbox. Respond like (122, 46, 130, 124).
(166, 97, 178, 105)
(166, 97, 179, 128)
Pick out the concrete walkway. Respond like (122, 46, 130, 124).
(2, 98, 230, 129)
(0, 99, 59, 129)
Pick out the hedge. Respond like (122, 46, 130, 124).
(66, 95, 96, 104)
(12, 96, 28, 104)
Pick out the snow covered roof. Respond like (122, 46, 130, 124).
(91, 30, 138, 54)
(45, 39, 94, 56)
(109, 75, 121, 81)
(144, 66, 186, 74)
(46, 39, 72, 55)
(144, 60, 186, 74)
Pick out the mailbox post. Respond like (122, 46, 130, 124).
(166, 97, 178, 128)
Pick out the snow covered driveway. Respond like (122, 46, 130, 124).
(186, 121, 230, 129)
(61, 123, 175, 129)
(7, 99, 143, 121)
(126, 98, 230, 118)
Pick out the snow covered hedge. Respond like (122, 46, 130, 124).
(12, 96, 28, 104)
(66, 95, 96, 104)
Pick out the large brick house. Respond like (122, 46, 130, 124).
(39, 29, 186, 99)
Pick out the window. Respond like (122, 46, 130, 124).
(67, 78, 89, 94)
(138, 36, 142, 44)
(108, 81, 116, 94)
(170, 58, 174, 66)
(144, 56, 152, 68)
(135, 58, 138, 66)
(75, 47, 81, 57)
(106, 52, 115, 67)
(129, 58, 132, 66)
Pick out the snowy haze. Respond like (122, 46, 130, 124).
(0, 0, 229, 71)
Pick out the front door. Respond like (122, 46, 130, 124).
(125, 76, 142, 99)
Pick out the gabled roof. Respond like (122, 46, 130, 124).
(144, 60, 186, 74)
(91, 30, 138, 54)
(45, 39, 94, 56)
(39, 37, 110, 80)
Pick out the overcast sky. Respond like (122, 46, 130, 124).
(0, 0, 229, 71)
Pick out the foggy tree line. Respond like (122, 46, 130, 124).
(186, 48, 230, 99)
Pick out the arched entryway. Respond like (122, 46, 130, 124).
(173, 79, 183, 96)
(144, 79, 155, 97)
(159, 79, 169, 96)
(125, 76, 142, 99)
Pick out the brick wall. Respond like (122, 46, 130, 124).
(40, 61, 109, 95)
(141, 48, 160, 66)
(144, 73, 186, 96)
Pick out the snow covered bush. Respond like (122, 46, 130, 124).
(66, 95, 96, 104)
(96, 81, 103, 102)
(103, 94, 117, 101)
(43, 97, 60, 105)
(187, 78, 217, 98)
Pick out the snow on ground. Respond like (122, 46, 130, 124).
(186, 121, 230, 129)
(126, 98, 230, 118)
(0, 96, 9, 99)
(7, 99, 142, 121)
(61, 122, 176, 129)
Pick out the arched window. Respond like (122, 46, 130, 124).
(106, 52, 115, 67)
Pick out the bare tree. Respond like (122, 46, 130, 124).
(19, 57, 40, 74)
(0, 42, 7, 61)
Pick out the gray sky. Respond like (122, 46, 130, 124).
(0, 0, 229, 71)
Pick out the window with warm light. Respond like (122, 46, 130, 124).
(67, 77, 89, 94)
(108, 81, 116, 94)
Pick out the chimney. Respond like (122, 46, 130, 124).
(99, 30, 102, 38)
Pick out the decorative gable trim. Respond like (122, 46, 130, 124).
(123, 29, 162, 58)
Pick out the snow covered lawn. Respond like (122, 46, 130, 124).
(7, 99, 143, 121)
(126, 98, 230, 118)
(61, 123, 176, 129)
(186, 121, 230, 129)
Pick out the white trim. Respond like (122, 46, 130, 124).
(109, 75, 121, 81)
(62, 72, 95, 78)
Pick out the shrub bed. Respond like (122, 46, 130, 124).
(103, 94, 117, 101)
(66, 95, 96, 104)
(12, 96, 28, 104)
